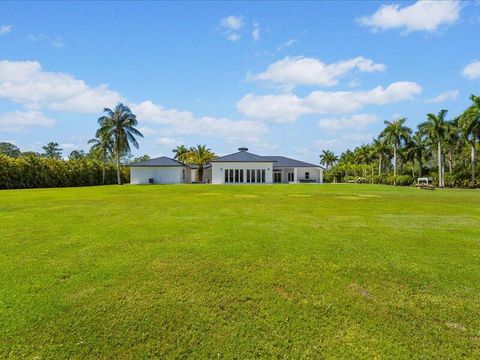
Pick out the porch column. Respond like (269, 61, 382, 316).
(293, 167, 298, 183)
(319, 169, 323, 183)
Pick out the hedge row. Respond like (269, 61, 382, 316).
(0, 155, 129, 189)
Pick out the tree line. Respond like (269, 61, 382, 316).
(0, 103, 143, 189)
(320, 95, 480, 188)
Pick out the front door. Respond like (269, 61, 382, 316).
(273, 172, 282, 183)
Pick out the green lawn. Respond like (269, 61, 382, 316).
(1, 184, 479, 358)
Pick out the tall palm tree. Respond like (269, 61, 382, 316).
(372, 137, 390, 175)
(319, 150, 338, 170)
(380, 118, 412, 183)
(97, 103, 143, 185)
(459, 95, 480, 188)
(405, 131, 428, 178)
(88, 128, 113, 184)
(418, 110, 448, 187)
(188, 145, 215, 182)
(172, 145, 190, 163)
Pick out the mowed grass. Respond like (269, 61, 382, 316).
(1, 184, 480, 358)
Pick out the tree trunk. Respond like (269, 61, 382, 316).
(437, 141, 443, 187)
(448, 152, 453, 173)
(471, 141, 477, 189)
(116, 135, 121, 185)
(418, 157, 423, 178)
(102, 153, 106, 184)
(197, 165, 203, 182)
(393, 144, 397, 185)
(378, 154, 382, 175)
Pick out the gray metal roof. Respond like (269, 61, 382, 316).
(267, 156, 323, 168)
(130, 156, 187, 167)
(211, 150, 275, 163)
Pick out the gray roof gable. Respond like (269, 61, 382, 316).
(267, 156, 323, 168)
(130, 156, 187, 167)
(211, 150, 275, 163)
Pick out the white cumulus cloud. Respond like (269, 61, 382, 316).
(0, 60, 123, 113)
(132, 100, 268, 144)
(237, 81, 422, 122)
(0, 25, 13, 34)
(318, 113, 379, 133)
(220, 16, 244, 31)
(251, 56, 385, 87)
(426, 90, 459, 103)
(357, 0, 461, 34)
(252, 22, 260, 41)
(462, 60, 480, 80)
(0, 110, 55, 132)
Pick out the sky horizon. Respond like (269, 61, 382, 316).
(1, 0, 480, 162)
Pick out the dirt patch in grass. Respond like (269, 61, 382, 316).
(348, 283, 372, 299)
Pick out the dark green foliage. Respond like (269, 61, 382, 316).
(0, 155, 128, 189)
(131, 154, 150, 163)
(42, 142, 63, 159)
(68, 150, 86, 160)
(0, 142, 21, 157)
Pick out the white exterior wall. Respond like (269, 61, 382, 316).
(130, 166, 187, 184)
(211, 162, 274, 184)
(274, 167, 323, 183)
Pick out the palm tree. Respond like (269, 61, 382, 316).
(380, 118, 412, 183)
(406, 131, 428, 178)
(97, 103, 143, 185)
(88, 128, 113, 184)
(418, 110, 448, 187)
(188, 145, 215, 182)
(319, 150, 338, 170)
(372, 137, 390, 175)
(459, 95, 480, 188)
(172, 145, 190, 163)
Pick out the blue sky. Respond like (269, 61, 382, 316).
(1, 0, 479, 162)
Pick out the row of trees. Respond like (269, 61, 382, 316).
(320, 95, 480, 188)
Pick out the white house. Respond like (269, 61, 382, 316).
(130, 147, 323, 184)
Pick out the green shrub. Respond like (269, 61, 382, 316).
(0, 155, 129, 189)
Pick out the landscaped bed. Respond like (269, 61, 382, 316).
(1, 184, 479, 358)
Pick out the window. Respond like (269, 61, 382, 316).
(262, 169, 265, 183)
(288, 172, 294, 182)
(229, 169, 234, 183)
(247, 169, 250, 183)
(256, 169, 261, 183)
(274, 172, 281, 183)
(225, 169, 228, 183)
(235, 169, 239, 183)
(182, 169, 185, 180)
(251, 169, 255, 183)
(305, 172, 310, 180)
(240, 169, 244, 183)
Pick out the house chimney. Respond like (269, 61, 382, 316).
(238, 147, 248, 152)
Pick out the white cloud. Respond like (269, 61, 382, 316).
(251, 56, 385, 87)
(462, 60, 480, 80)
(28, 33, 64, 47)
(0, 110, 55, 132)
(252, 22, 260, 41)
(132, 101, 268, 144)
(357, 0, 461, 34)
(138, 126, 156, 136)
(315, 133, 374, 152)
(219, 16, 244, 42)
(220, 16, 244, 31)
(0, 25, 13, 35)
(237, 81, 422, 122)
(0, 60, 123, 113)
(277, 39, 297, 51)
(156, 137, 184, 146)
(426, 90, 459, 103)
(227, 33, 241, 42)
(318, 113, 379, 133)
